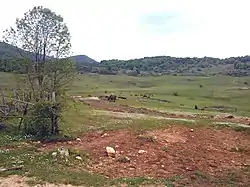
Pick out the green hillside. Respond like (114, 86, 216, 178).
(1, 41, 250, 76)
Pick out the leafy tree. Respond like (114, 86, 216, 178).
(3, 6, 76, 136)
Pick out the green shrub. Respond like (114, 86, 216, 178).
(173, 92, 179, 96)
(23, 101, 62, 137)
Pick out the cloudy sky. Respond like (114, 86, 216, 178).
(0, 0, 250, 61)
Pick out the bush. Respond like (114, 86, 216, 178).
(23, 101, 62, 137)
(173, 92, 179, 96)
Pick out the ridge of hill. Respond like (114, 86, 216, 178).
(97, 56, 250, 76)
(0, 41, 249, 76)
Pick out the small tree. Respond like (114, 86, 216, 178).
(3, 6, 76, 136)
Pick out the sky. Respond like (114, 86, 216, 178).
(0, 0, 250, 61)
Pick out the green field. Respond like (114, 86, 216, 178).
(70, 74, 250, 115)
(2, 72, 250, 116)
(1, 72, 250, 187)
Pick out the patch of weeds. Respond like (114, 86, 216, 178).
(112, 177, 166, 187)
(194, 170, 210, 180)
(232, 126, 250, 134)
(229, 147, 248, 153)
(212, 168, 249, 186)
(0, 129, 33, 147)
(165, 180, 175, 187)
(0, 145, 108, 186)
(26, 179, 46, 186)
(164, 175, 184, 187)
(213, 123, 231, 130)
(68, 148, 90, 162)
(39, 134, 75, 143)
(213, 173, 237, 186)
(0, 147, 37, 177)
(129, 119, 171, 132)
(24, 150, 106, 186)
(137, 134, 156, 143)
(112, 176, 183, 187)
(162, 146, 169, 152)
(173, 91, 179, 96)
(112, 177, 148, 187)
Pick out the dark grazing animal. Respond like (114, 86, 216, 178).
(107, 94, 117, 102)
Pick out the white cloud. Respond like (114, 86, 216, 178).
(0, 0, 250, 61)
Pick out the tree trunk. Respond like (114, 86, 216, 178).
(54, 115, 59, 135)
(19, 103, 28, 129)
(51, 104, 59, 135)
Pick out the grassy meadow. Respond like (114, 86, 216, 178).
(1, 71, 250, 135)
(70, 74, 250, 115)
(0, 72, 250, 186)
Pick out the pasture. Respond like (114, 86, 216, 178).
(0, 72, 250, 187)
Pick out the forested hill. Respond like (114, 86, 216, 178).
(0, 42, 98, 72)
(95, 56, 250, 76)
(69, 55, 99, 72)
(1, 41, 250, 76)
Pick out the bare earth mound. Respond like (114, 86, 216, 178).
(39, 126, 250, 185)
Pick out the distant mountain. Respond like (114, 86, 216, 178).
(0, 41, 47, 61)
(68, 55, 99, 73)
(0, 41, 22, 58)
(0, 42, 98, 64)
(0, 42, 99, 72)
(69, 55, 99, 65)
(0, 41, 35, 72)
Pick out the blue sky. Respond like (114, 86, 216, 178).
(0, 0, 250, 61)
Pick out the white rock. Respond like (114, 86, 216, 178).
(138, 150, 147, 154)
(76, 156, 82, 160)
(76, 138, 81, 141)
(106, 146, 116, 157)
(79, 98, 85, 102)
(82, 97, 100, 101)
(52, 152, 57, 157)
(190, 129, 194, 132)
(101, 133, 108, 137)
(58, 147, 69, 157)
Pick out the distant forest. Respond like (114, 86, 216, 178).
(92, 56, 250, 77)
(1, 42, 250, 76)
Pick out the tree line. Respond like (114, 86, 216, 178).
(93, 56, 250, 76)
